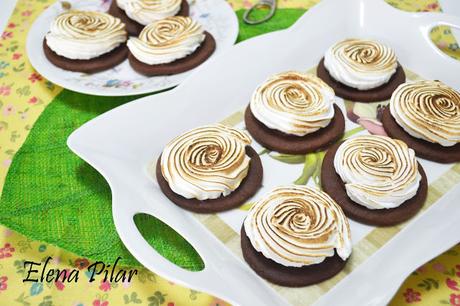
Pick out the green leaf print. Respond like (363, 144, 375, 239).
(269, 153, 305, 164)
(123, 292, 143, 304)
(294, 153, 318, 185)
(341, 126, 365, 141)
(147, 291, 167, 306)
(239, 202, 254, 211)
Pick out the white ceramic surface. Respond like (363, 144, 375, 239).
(26, 0, 238, 96)
(68, 0, 460, 305)
(0, 0, 16, 33)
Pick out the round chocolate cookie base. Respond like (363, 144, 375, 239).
(240, 225, 347, 287)
(244, 104, 345, 154)
(128, 32, 216, 76)
(321, 142, 428, 226)
(156, 146, 263, 213)
(382, 107, 460, 163)
(316, 57, 406, 102)
(108, 0, 190, 36)
(43, 39, 128, 73)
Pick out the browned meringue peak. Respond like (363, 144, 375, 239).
(127, 16, 205, 65)
(160, 124, 252, 200)
(330, 39, 396, 72)
(334, 135, 421, 209)
(244, 185, 352, 267)
(324, 39, 398, 90)
(249, 71, 335, 136)
(390, 80, 460, 147)
(45, 10, 127, 60)
(116, 0, 181, 26)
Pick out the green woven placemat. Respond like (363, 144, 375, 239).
(0, 9, 305, 269)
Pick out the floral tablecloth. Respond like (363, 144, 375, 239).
(0, 0, 459, 305)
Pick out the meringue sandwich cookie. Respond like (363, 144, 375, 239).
(127, 16, 216, 76)
(244, 72, 345, 154)
(317, 39, 406, 102)
(382, 80, 460, 163)
(108, 0, 189, 36)
(156, 124, 263, 213)
(43, 10, 128, 73)
(321, 135, 428, 226)
(241, 185, 352, 287)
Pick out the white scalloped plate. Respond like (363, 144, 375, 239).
(68, 0, 460, 305)
(26, 0, 238, 96)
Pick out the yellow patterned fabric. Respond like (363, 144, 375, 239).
(0, 0, 458, 305)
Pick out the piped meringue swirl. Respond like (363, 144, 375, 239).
(390, 80, 460, 147)
(160, 124, 252, 200)
(334, 135, 421, 209)
(244, 185, 352, 267)
(250, 72, 336, 136)
(117, 0, 181, 26)
(45, 10, 127, 60)
(324, 39, 398, 90)
(127, 16, 205, 65)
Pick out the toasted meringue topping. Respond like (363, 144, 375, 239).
(160, 124, 252, 200)
(390, 80, 460, 147)
(324, 39, 398, 90)
(334, 135, 421, 209)
(244, 185, 352, 267)
(127, 16, 205, 65)
(117, 0, 181, 26)
(250, 72, 336, 136)
(45, 10, 127, 60)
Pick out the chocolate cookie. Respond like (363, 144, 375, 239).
(321, 142, 428, 226)
(316, 58, 406, 103)
(240, 226, 347, 287)
(108, 0, 189, 36)
(244, 104, 345, 154)
(128, 32, 216, 76)
(156, 146, 263, 213)
(382, 107, 460, 163)
(43, 39, 128, 73)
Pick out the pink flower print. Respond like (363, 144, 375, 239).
(54, 269, 70, 291)
(28, 96, 38, 104)
(167, 303, 175, 306)
(451, 294, 460, 306)
(447, 278, 459, 291)
(1, 32, 12, 40)
(426, 3, 439, 11)
(7, 23, 15, 29)
(3, 104, 14, 116)
(403, 288, 422, 303)
(28, 72, 43, 83)
(122, 280, 131, 289)
(357, 118, 387, 136)
(0, 276, 7, 292)
(3, 159, 11, 167)
(0, 85, 11, 96)
(55, 281, 65, 291)
(21, 10, 32, 17)
(93, 300, 108, 306)
(432, 263, 446, 273)
(99, 280, 111, 292)
(416, 265, 427, 274)
(12, 53, 22, 60)
(0, 243, 15, 259)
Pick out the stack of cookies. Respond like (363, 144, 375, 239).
(43, 1, 215, 75)
(154, 37, 460, 287)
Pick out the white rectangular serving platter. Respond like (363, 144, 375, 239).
(68, 0, 460, 305)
